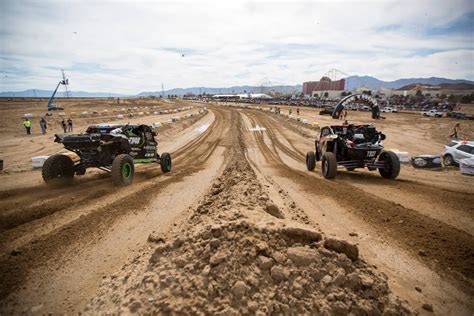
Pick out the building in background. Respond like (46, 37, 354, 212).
(303, 76, 345, 98)
(391, 83, 474, 97)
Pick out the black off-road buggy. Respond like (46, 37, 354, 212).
(42, 124, 172, 186)
(306, 124, 400, 179)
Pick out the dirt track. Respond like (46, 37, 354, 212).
(0, 100, 473, 315)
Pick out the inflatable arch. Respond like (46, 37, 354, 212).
(332, 94, 380, 119)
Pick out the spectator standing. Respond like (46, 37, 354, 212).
(61, 119, 67, 133)
(450, 123, 461, 140)
(67, 118, 73, 132)
(39, 118, 47, 135)
(23, 118, 31, 135)
(40, 117, 48, 135)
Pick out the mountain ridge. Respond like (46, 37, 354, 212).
(344, 76, 473, 90)
(1, 76, 472, 97)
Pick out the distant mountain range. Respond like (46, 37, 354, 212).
(397, 82, 474, 91)
(343, 76, 473, 91)
(137, 85, 302, 97)
(1, 76, 472, 97)
(0, 89, 127, 98)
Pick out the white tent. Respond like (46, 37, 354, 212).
(237, 93, 272, 99)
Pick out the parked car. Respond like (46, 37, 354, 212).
(442, 140, 474, 166)
(447, 111, 474, 120)
(319, 106, 335, 116)
(447, 111, 466, 119)
(459, 157, 474, 175)
(381, 107, 399, 113)
(421, 109, 443, 117)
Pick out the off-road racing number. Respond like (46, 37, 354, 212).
(129, 137, 141, 145)
(367, 151, 376, 158)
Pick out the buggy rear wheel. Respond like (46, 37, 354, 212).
(112, 154, 134, 186)
(306, 151, 315, 171)
(160, 152, 172, 173)
(322, 152, 337, 179)
(378, 151, 400, 179)
(42, 154, 75, 187)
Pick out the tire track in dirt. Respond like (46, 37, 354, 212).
(251, 109, 474, 227)
(0, 107, 232, 304)
(247, 108, 474, 209)
(242, 108, 474, 292)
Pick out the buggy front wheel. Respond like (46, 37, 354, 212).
(160, 152, 172, 173)
(306, 151, 315, 171)
(378, 151, 400, 179)
(322, 152, 337, 179)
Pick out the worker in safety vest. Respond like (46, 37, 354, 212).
(23, 118, 31, 135)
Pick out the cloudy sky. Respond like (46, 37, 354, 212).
(0, 0, 473, 94)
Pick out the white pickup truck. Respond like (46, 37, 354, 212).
(381, 107, 399, 113)
(421, 109, 444, 117)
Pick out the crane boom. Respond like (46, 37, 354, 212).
(47, 79, 66, 110)
(47, 70, 69, 110)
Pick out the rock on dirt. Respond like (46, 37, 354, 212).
(287, 246, 320, 266)
(422, 303, 434, 312)
(270, 265, 287, 283)
(265, 202, 285, 219)
(257, 255, 273, 270)
(210, 251, 228, 266)
(231, 281, 249, 299)
(279, 226, 322, 243)
(418, 250, 427, 257)
(324, 238, 359, 261)
(147, 232, 165, 244)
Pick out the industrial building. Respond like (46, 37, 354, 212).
(391, 83, 474, 97)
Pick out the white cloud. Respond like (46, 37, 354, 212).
(0, 0, 472, 93)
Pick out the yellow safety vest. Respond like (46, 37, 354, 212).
(23, 120, 31, 128)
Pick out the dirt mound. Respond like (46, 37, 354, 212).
(86, 219, 411, 315)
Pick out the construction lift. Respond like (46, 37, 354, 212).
(47, 70, 70, 111)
